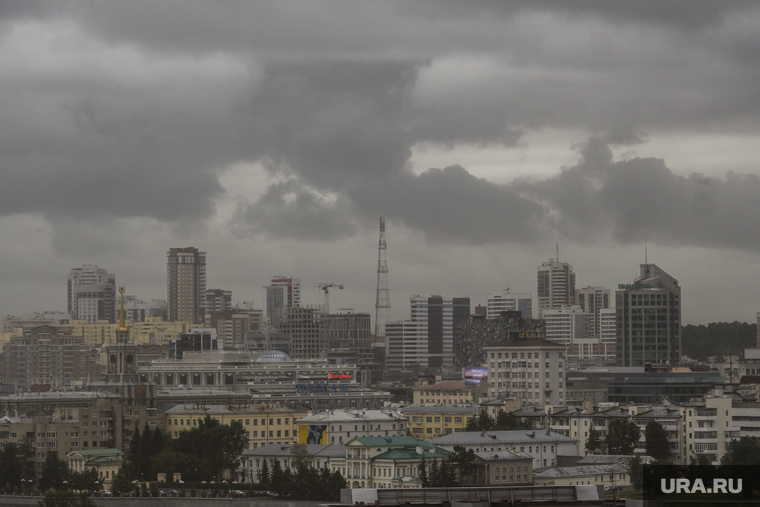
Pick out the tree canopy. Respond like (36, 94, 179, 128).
(605, 420, 640, 455)
(682, 321, 757, 361)
(644, 421, 671, 462)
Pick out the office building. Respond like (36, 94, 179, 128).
(385, 296, 470, 371)
(484, 338, 567, 405)
(452, 316, 546, 371)
(205, 310, 254, 350)
(264, 276, 300, 325)
(166, 247, 206, 324)
(541, 306, 588, 347)
(537, 258, 575, 318)
(169, 331, 217, 359)
(616, 264, 681, 367)
(575, 286, 610, 338)
(487, 291, 533, 320)
(295, 409, 406, 445)
(68, 265, 116, 324)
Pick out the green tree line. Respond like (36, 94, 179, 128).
(257, 445, 346, 501)
(682, 321, 757, 361)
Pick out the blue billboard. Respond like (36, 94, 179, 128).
(464, 366, 488, 385)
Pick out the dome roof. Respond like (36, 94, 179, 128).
(256, 350, 292, 362)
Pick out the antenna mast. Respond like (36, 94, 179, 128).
(375, 217, 390, 339)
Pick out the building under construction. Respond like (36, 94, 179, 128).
(453, 313, 546, 370)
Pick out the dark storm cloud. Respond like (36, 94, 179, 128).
(3, 1, 760, 249)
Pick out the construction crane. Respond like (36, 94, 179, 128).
(318, 283, 343, 315)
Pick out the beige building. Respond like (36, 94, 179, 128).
(412, 380, 473, 405)
(467, 451, 533, 486)
(402, 404, 480, 439)
(485, 338, 567, 405)
(167, 247, 206, 324)
(68, 317, 190, 348)
(163, 403, 309, 449)
(1, 325, 98, 390)
(278, 307, 328, 360)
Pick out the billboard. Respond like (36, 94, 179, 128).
(464, 366, 488, 385)
(298, 424, 328, 444)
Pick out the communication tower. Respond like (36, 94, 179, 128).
(375, 217, 390, 338)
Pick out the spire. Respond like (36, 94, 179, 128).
(118, 286, 126, 331)
(556, 243, 559, 262)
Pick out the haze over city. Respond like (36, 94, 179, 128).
(2, 2, 760, 325)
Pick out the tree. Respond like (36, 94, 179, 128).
(259, 458, 270, 485)
(605, 420, 640, 455)
(0, 440, 35, 493)
(39, 451, 70, 492)
(644, 421, 671, 462)
(110, 465, 132, 495)
(448, 445, 475, 485)
(418, 454, 428, 487)
(429, 459, 440, 487)
(38, 490, 96, 507)
(585, 428, 603, 455)
(466, 410, 496, 431)
(440, 459, 456, 486)
(721, 436, 760, 465)
(628, 455, 643, 491)
(291, 443, 311, 470)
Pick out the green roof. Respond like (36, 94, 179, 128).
(352, 436, 432, 447)
(87, 456, 125, 467)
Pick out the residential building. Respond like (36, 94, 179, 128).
(411, 381, 473, 405)
(484, 339, 567, 405)
(487, 291, 533, 320)
(163, 404, 308, 449)
(681, 397, 736, 465)
(166, 247, 206, 324)
(430, 430, 578, 469)
(1, 325, 97, 390)
(385, 296, 470, 371)
(633, 406, 682, 464)
(242, 443, 346, 483)
(68, 265, 116, 325)
(575, 287, 611, 338)
(534, 463, 628, 488)
(265, 276, 301, 326)
(204, 310, 253, 350)
(537, 258, 576, 318)
(616, 264, 681, 367)
(295, 409, 406, 445)
(277, 307, 327, 360)
(401, 404, 480, 438)
(205, 289, 231, 313)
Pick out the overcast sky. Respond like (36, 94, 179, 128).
(1, 1, 760, 326)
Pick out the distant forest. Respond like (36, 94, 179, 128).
(682, 321, 757, 361)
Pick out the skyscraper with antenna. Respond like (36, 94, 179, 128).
(375, 217, 390, 339)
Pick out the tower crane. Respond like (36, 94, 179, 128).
(318, 283, 343, 315)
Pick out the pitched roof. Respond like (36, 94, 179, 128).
(474, 450, 533, 461)
(373, 447, 451, 461)
(242, 443, 346, 458)
(296, 409, 404, 423)
(351, 436, 432, 447)
(67, 448, 124, 459)
(430, 430, 577, 446)
(534, 463, 628, 478)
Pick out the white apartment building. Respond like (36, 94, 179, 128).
(575, 286, 611, 338)
(542, 306, 588, 347)
(68, 264, 116, 325)
(537, 258, 576, 318)
(484, 339, 566, 405)
(487, 291, 533, 320)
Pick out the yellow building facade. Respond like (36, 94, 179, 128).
(69, 317, 191, 347)
(402, 404, 480, 439)
(412, 380, 473, 405)
(163, 404, 309, 449)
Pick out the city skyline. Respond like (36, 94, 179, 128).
(1, 3, 760, 326)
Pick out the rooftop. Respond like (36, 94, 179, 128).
(430, 430, 577, 446)
(242, 443, 346, 458)
(413, 381, 468, 392)
(297, 409, 404, 423)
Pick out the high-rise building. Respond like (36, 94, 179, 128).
(575, 286, 611, 338)
(204, 310, 253, 350)
(123, 297, 166, 323)
(537, 257, 575, 318)
(205, 289, 232, 313)
(541, 306, 588, 347)
(385, 295, 470, 371)
(487, 291, 533, 320)
(166, 247, 206, 324)
(264, 276, 301, 325)
(324, 310, 373, 364)
(616, 264, 681, 367)
(68, 264, 116, 324)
